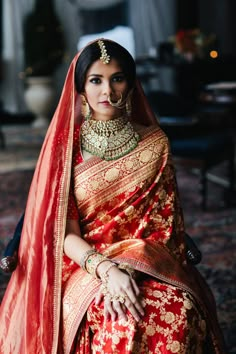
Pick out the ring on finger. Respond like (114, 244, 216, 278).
(111, 294, 127, 304)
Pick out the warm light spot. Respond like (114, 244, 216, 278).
(210, 50, 218, 59)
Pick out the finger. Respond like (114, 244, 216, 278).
(95, 288, 104, 305)
(130, 278, 141, 296)
(104, 297, 117, 321)
(124, 297, 142, 321)
(122, 278, 140, 302)
(127, 294, 145, 317)
(112, 300, 127, 321)
(124, 281, 143, 310)
(132, 297, 145, 316)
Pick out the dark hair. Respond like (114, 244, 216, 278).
(75, 39, 136, 93)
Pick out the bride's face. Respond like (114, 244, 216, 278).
(83, 58, 129, 121)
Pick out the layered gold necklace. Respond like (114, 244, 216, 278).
(81, 116, 140, 160)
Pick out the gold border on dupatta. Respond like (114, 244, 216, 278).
(62, 271, 101, 354)
(51, 94, 75, 353)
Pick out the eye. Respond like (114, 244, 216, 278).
(112, 75, 125, 83)
(89, 77, 101, 84)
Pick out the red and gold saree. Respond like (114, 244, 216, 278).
(61, 123, 224, 354)
(0, 44, 226, 354)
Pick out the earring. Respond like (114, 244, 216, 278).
(125, 91, 132, 117)
(80, 95, 91, 120)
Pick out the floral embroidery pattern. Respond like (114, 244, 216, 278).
(73, 279, 206, 353)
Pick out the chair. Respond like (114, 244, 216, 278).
(0, 213, 202, 273)
(147, 90, 235, 210)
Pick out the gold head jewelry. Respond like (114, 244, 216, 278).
(97, 40, 111, 64)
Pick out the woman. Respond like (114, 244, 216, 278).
(0, 39, 226, 353)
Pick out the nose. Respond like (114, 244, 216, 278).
(102, 81, 114, 96)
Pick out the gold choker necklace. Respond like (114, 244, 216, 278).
(81, 116, 140, 160)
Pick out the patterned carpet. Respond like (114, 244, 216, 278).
(176, 167, 236, 354)
(0, 125, 235, 353)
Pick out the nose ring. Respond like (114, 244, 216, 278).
(107, 92, 123, 108)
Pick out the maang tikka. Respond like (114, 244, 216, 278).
(97, 40, 111, 64)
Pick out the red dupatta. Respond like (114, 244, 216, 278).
(0, 53, 78, 353)
(0, 43, 158, 353)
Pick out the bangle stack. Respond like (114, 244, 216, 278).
(79, 249, 97, 271)
(79, 250, 135, 304)
(86, 252, 108, 278)
(79, 249, 115, 278)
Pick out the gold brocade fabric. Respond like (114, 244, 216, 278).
(75, 125, 172, 219)
(0, 40, 226, 354)
(61, 125, 224, 353)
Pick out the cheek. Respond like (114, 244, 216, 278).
(119, 82, 129, 95)
(85, 91, 97, 108)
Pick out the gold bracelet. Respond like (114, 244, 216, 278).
(100, 269, 128, 304)
(85, 253, 108, 278)
(100, 262, 117, 282)
(79, 249, 97, 271)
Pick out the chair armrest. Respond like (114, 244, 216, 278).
(185, 233, 202, 265)
(0, 212, 24, 273)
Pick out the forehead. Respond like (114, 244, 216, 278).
(86, 58, 122, 76)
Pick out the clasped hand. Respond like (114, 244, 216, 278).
(95, 265, 144, 322)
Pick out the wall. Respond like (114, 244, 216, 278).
(199, 0, 236, 57)
(0, 0, 82, 114)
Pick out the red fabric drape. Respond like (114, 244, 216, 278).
(0, 42, 158, 353)
(0, 40, 226, 354)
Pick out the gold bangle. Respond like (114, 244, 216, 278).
(100, 262, 117, 282)
(85, 253, 108, 278)
(79, 249, 97, 271)
(118, 263, 135, 278)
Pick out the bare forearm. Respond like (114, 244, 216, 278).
(64, 220, 114, 276)
(64, 233, 93, 265)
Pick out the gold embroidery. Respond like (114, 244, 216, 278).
(74, 126, 169, 216)
(139, 149, 153, 163)
(105, 167, 120, 182)
(164, 311, 175, 324)
(85, 281, 206, 353)
(53, 120, 74, 352)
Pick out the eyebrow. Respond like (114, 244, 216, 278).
(87, 74, 103, 78)
(87, 71, 124, 78)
